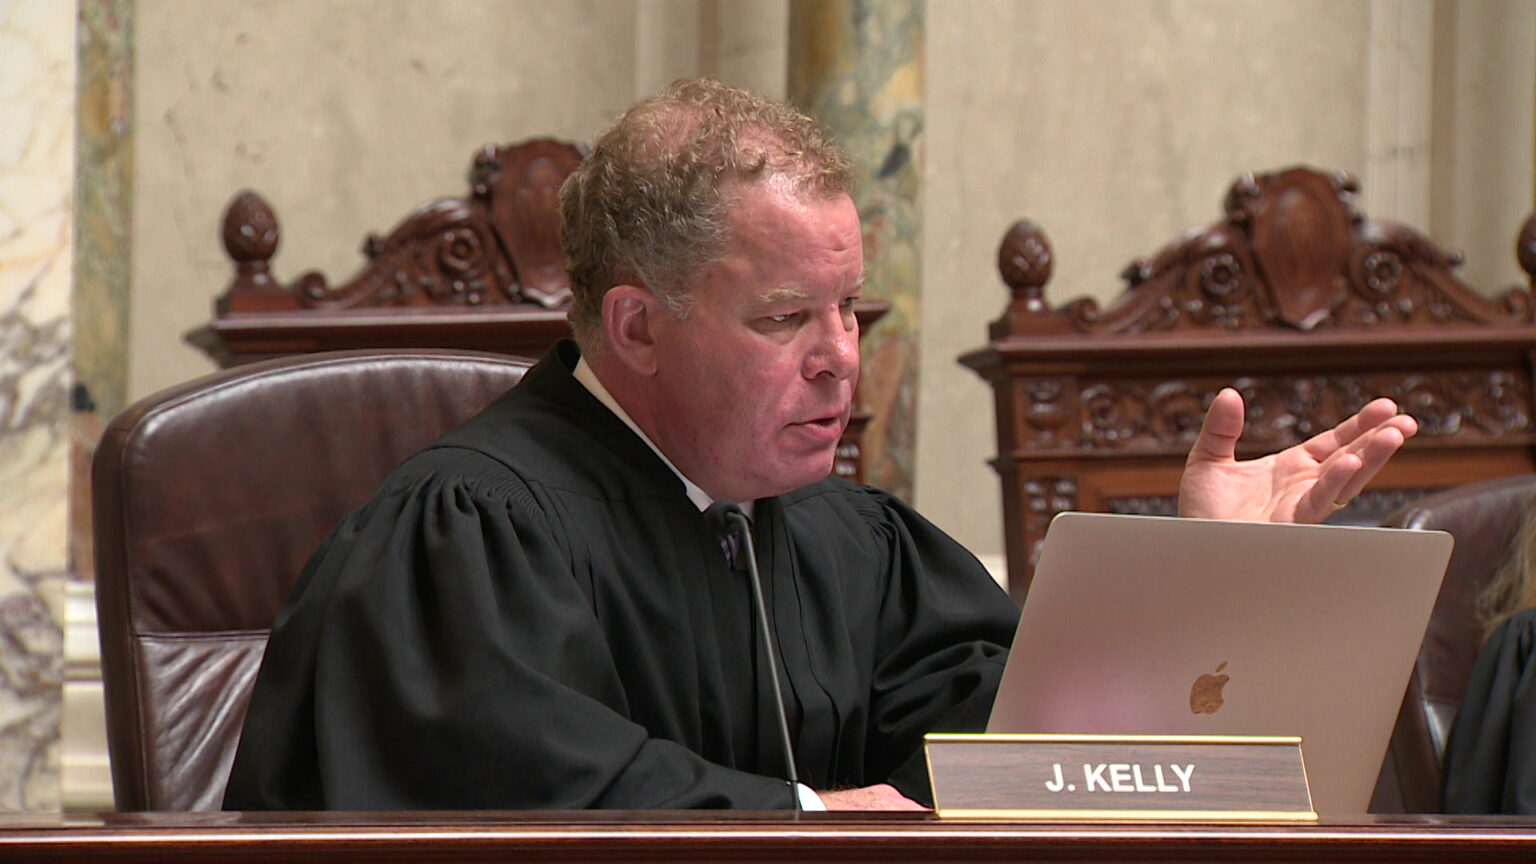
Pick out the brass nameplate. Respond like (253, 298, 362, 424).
(925, 733, 1316, 821)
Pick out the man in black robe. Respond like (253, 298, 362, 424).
(224, 79, 1417, 811)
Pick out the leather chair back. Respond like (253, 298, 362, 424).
(1370, 474, 1536, 812)
(93, 349, 532, 810)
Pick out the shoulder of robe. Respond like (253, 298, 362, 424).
(424, 381, 679, 500)
(1491, 607, 1536, 661)
(372, 445, 550, 523)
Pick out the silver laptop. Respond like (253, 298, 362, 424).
(987, 512, 1453, 816)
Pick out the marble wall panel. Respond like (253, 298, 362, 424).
(0, 0, 76, 812)
(65, 0, 134, 811)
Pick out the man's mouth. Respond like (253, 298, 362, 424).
(787, 409, 849, 441)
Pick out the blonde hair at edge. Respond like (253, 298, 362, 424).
(1481, 502, 1536, 637)
(557, 78, 854, 355)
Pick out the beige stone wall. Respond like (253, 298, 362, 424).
(1429, 0, 1536, 293)
(917, 0, 1536, 562)
(637, 0, 789, 100)
(129, 0, 644, 399)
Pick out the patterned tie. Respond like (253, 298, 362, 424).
(704, 500, 746, 570)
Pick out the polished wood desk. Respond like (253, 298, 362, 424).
(3, 812, 1535, 862)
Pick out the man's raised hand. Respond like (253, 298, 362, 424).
(1177, 388, 1417, 523)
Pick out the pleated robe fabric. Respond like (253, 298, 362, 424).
(223, 341, 1019, 810)
(1442, 607, 1536, 814)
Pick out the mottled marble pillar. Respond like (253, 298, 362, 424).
(0, 0, 78, 811)
(788, 0, 922, 500)
(75, 0, 132, 426)
(64, 0, 133, 811)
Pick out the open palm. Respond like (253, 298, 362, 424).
(1178, 389, 1417, 523)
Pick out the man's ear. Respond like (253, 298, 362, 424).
(601, 284, 662, 376)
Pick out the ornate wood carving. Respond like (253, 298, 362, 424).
(1012, 376, 1076, 449)
(834, 413, 870, 482)
(1103, 488, 1428, 530)
(215, 139, 586, 315)
(966, 165, 1536, 603)
(1058, 370, 1532, 453)
(997, 167, 1533, 338)
(1021, 475, 1078, 571)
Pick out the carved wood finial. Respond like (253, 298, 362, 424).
(992, 219, 1069, 338)
(998, 219, 1054, 294)
(222, 191, 278, 273)
(217, 191, 291, 312)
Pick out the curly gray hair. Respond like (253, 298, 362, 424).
(559, 78, 854, 351)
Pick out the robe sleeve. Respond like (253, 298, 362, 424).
(852, 489, 1019, 803)
(225, 452, 797, 810)
(1441, 607, 1536, 814)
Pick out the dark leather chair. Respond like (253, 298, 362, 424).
(1369, 474, 1536, 813)
(92, 349, 532, 810)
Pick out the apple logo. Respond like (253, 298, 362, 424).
(1189, 661, 1229, 714)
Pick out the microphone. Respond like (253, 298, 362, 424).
(705, 501, 802, 810)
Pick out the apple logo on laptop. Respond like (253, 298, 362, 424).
(1189, 662, 1229, 714)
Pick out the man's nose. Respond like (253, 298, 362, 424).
(806, 311, 859, 381)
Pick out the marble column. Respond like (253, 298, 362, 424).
(64, 0, 133, 811)
(75, 0, 132, 425)
(0, 0, 77, 811)
(788, 0, 922, 500)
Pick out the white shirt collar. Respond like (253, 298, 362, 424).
(573, 357, 738, 516)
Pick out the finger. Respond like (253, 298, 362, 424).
(1300, 398, 1403, 460)
(1186, 388, 1245, 464)
(1329, 414, 1413, 471)
(1327, 424, 1409, 504)
(1297, 451, 1362, 523)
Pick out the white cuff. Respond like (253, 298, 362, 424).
(794, 782, 826, 811)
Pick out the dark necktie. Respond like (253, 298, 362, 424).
(704, 501, 747, 570)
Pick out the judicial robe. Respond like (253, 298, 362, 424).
(1442, 607, 1536, 814)
(224, 341, 1019, 810)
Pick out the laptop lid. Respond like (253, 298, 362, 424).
(986, 512, 1453, 816)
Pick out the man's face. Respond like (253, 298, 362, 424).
(646, 181, 863, 502)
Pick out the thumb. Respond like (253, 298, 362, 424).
(1187, 388, 1245, 463)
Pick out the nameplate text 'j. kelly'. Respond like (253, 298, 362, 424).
(924, 733, 1315, 821)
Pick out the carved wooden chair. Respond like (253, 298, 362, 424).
(191, 138, 887, 482)
(965, 165, 1536, 602)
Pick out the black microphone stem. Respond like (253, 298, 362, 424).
(725, 509, 802, 810)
